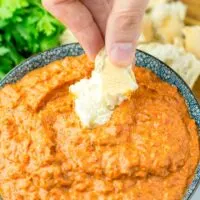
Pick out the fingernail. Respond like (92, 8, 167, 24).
(109, 43, 134, 67)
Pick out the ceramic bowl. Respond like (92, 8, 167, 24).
(0, 43, 199, 200)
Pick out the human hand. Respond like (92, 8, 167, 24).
(43, 0, 149, 66)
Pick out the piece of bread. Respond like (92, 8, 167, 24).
(70, 48, 138, 128)
(151, 2, 187, 44)
(183, 26, 200, 59)
(138, 43, 200, 88)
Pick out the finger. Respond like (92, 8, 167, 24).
(106, 0, 149, 66)
(43, 0, 104, 60)
(81, 0, 112, 35)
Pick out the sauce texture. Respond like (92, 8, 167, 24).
(0, 55, 199, 200)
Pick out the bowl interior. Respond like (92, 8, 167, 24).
(0, 43, 199, 200)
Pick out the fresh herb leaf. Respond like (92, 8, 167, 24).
(0, 0, 65, 79)
(0, 47, 9, 56)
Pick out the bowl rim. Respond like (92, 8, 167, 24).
(0, 43, 199, 200)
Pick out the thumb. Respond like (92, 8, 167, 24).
(106, 0, 149, 67)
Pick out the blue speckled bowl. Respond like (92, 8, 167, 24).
(0, 43, 199, 200)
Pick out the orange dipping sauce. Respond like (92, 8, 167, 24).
(0, 55, 199, 200)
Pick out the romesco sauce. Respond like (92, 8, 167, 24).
(0, 55, 199, 200)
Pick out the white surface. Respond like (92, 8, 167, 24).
(192, 184, 200, 199)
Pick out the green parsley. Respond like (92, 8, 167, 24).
(0, 0, 65, 78)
